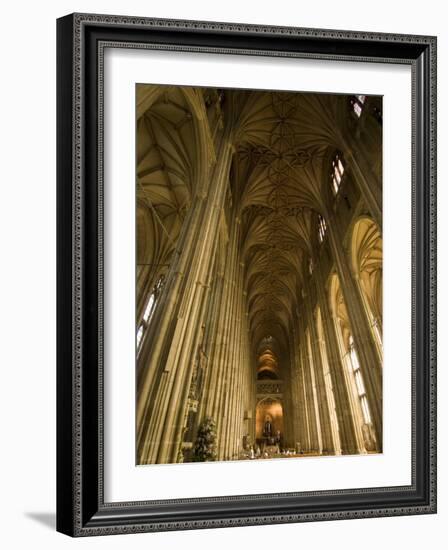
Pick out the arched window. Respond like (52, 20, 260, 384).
(348, 335, 371, 424)
(317, 215, 327, 243)
(330, 153, 345, 195)
(351, 94, 366, 117)
(137, 275, 165, 352)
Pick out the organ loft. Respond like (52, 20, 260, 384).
(136, 85, 383, 464)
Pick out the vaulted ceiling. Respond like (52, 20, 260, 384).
(136, 85, 352, 370)
(136, 86, 200, 272)
(229, 90, 349, 356)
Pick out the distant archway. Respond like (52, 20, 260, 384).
(255, 398, 284, 441)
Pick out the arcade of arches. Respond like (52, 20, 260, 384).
(136, 84, 383, 464)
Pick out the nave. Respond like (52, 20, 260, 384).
(135, 85, 383, 464)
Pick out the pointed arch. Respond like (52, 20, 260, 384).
(350, 216, 383, 352)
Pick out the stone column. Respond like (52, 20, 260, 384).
(136, 264, 153, 319)
(136, 192, 205, 462)
(227, 264, 251, 460)
(289, 323, 309, 452)
(297, 314, 321, 453)
(210, 217, 241, 459)
(354, 273, 383, 360)
(288, 330, 304, 450)
(222, 232, 249, 460)
(283, 359, 297, 449)
(224, 259, 242, 459)
(200, 271, 227, 421)
(314, 267, 362, 454)
(169, 251, 218, 462)
(326, 219, 383, 450)
(197, 268, 225, 422)
(137, 126, 234, 464)
(222, 274, 239, 459)
(298, 345, 312, 452)
(303, 288, 336, 454)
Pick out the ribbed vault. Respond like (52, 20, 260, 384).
(136, 85, 211, 277)
(228, 90, 349, 356)
(136, 86, 358, 376)
(135, 83, 383, 463)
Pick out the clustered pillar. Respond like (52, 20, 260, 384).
(287, 216, 383, 455)
(137, 122, 255, 464)
(136, 87, 383, 463)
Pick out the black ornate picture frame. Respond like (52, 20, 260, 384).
(56, 13, 437, 536)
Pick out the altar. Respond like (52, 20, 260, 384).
(256, 416, 282, 454)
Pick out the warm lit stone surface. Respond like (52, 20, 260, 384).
(135, 86, 383, 464)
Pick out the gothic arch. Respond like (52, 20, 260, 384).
(136, 86, 212, 301)
(350, 216, 383, 344)
(255, 397, 284, 441)
(135, 85, 383, 464)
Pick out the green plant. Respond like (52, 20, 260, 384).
(192, 416, 217, 462)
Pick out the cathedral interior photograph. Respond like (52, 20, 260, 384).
(135, 84, 383, 465)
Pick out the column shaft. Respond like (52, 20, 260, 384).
(327, 221, 383, 450)
(315, 267, 363, 454)
(303, 290, 336, 454)
(137, 128, 234, 463)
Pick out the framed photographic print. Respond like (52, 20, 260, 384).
(56, 13, 437, 536)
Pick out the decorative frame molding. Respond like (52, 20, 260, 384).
(57, 13, 437, 536)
